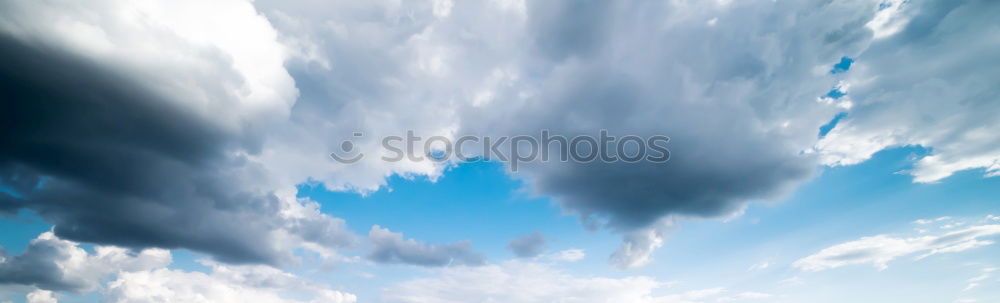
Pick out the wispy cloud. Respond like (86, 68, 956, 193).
(796, 222, 1000, 272)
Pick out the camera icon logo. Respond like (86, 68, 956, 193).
(330, 132, 364, 164)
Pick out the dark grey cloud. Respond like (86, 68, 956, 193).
(527, 1, 612, 60)
(0, 35, 270, 263)
(444, 0, 889, 267)
(0, 29, 353, 266)
(367, 225, 484, 267)
(507, 232, 546, 258)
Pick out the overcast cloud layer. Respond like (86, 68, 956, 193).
(0, 1, 999, 300)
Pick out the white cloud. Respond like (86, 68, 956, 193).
(963, 267, 997, 292)
(548, 249, 585, 262)
(747, 261, 770, 272)
(383, 261, 767, 303)
(0, 231, 170, 292)
(0, 232, 355, 302)
(26, 290, 57, 303)
(717, 292, 773, 302)
(610, 218, 675, 269)
(778, 276, 804, 287)
(865, 0, 910, 39)
(914, 217, 952, 225)
(795, 224, 1000, 271)
(105, 262, 356, 303)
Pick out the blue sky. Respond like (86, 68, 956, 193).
(1, 0, 999, 302)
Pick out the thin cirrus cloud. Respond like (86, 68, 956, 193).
(383, 260, 771, 303)
(795, 220, 1000, 272)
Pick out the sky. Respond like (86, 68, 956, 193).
(0, 0, 998, 302)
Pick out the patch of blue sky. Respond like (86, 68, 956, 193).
(831, 56, 854, 74)
(825, 87, 847, 99)
(818, 112, 848, 138)
(0, 210, 50, 255)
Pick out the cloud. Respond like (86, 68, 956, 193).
(795, 224, 1000, 271)
(489, 0, 1000, 268)
(0, 232, 356, 302)
(610, 218, 675, 269)
(747, 261, 770, 272)
(0, 231, 169, 292)
(383, 260, 768, 303)
(247, 0, 878, 268)
(507, 232, 546, 258)
(105, 262, 356, 303)
(813, 0, 1000, 183)
(0, 0, 356, 265)
(548, 249, 585, 262)
(25, 290, 56, 303)
(963, 267, 996, 292)
(717, 292, 773, 302)
(367, 225, 485, 267)
(914, 217, 952, 225)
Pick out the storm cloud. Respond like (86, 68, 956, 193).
(0, 0, 355, 265)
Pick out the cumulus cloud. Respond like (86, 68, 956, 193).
(249, 0, 1000, 269)
(367, 225, 484, 267)
(795, 223, 1000, 271)
(383, 261, 768, 303)
(507, 232, 546, 258)
(0, 231, 169, 292)
(0, 232, 356, 302)
(0, 0, 356, 265)
(249, 0, 860, 267)
(105, 262, 356, 303)
(257, 0, 1000, 268)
